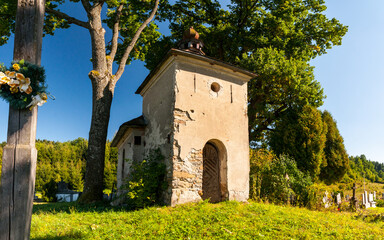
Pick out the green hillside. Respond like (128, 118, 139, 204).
(31, 201, 384, 239)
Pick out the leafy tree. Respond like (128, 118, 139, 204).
(146, 0, 347, 143)
(1, 0, 164, 202)
(70, 160, 84, 191)
(269, 105, 327, 178)
(347, 155, 384, 183)
(319, 110, 349, 184)
(0, 0, 16, 46)
(33, 138, 117, 200)
(104, 141, 117, 193)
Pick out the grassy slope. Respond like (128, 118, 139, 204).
(31, 201, 384, 240)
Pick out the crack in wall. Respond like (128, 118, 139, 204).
(173, 108, 195, 133)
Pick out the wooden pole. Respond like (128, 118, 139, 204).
(0, 0, 45, 239)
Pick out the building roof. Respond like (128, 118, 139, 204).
(135, 48, 257, 95)
(111, 115, 147, 147)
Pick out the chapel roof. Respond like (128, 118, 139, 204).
(136, 27, 256, 95)
(135, 48, 256, 95)
(111, 115, 147, 147)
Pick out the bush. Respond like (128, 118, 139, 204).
(306, 183, 344, 210)
(376, 199, 384, 207)
(260, 154, 312, 206)
(121, 149, 167, 209)
(249, 148, 274, 201)
(41, 179, 58, 202)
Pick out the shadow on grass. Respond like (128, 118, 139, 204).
(32, 233, 85, 240)
(32, 201, 125, 214)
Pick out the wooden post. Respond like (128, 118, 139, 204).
(0, 0, 45, 239)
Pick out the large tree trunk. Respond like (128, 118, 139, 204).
(81, 80, 113, 202)
(78, 4, 112, 202)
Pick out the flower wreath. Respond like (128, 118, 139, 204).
(0, 59, 49, 109)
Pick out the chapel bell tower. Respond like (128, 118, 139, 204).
(112, 27, 256, 206)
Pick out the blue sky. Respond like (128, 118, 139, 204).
(1, 0, 383, 163)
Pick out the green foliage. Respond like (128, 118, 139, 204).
(306, 183, 340, 210)
(376, 199, 384, 208)
(31, 201, 384, 239)
(249, 148, 274, 200)
(146, 0, 347, 143)
(0, 0, 72, 46)
(104, 141, 118, 191)
(33, 138, 117, 200)
(104, 2, 165, 65)
(260, 154, 312, 206)
(269, 105, 326, 178)
(121, 149, 167, 209)
(240, 48, 324, 143)
(0, 0, 16, 46)
(41, 179, 58, 202)
(249, 148, 312, 206)
(320, 111, 349, 184)
(346, 155, 384, 183)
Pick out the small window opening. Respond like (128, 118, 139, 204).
(134, 136, 141, 145)
(167, 134, 171, 144)
(211, 82, 220, 92)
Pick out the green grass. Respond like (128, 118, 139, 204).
(31, 201, 384, 240)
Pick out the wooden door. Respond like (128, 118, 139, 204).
(203, 143, 221, 202)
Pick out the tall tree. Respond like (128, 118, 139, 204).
(319, 110, 349, 184)
(0, 0, 163, 202)
(145, 0, 347, 143)
(268, 105, 327, 178)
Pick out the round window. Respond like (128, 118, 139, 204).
(211, 82, 221, 93)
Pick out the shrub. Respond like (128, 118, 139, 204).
(376, 199, 384, 207)
(306, 183, 344, 210)
(249, 148, 274, 200)
(41, 179, 58, 202)
(258, 154, 312, 206)
(121, 149, 167, 209)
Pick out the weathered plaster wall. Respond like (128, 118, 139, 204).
(116, 128, 145, 190)
(141, 61, 177, 204)
(171, 56, 250, 205)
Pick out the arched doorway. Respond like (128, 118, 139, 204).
(202, 140, 228, 202)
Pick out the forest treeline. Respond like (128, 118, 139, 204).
(0, 138, 117, 201)
(0, 136, 383, 204)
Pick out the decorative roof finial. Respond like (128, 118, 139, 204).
(178, 27, 205, 55)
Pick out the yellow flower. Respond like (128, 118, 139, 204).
(8, 79, 20, 88)
(0, 72, 10, 85)
(16, 73, 31, 93)
(10, 86, 19, 94)
(13, 63, 20, 71)
(5, 71, 16, 78)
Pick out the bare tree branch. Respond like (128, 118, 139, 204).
(81, 0, 92, 12)
(108, 3, 124, 70)
(114, 0, 160, 81)
(46, 8, 90, 29)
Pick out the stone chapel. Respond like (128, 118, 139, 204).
(111, 27, 256, 206)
